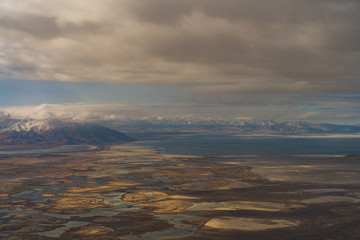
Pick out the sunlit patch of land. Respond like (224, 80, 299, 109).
(123, 190, 168, 203)
(205, 217, 300, 231)
(137, 199, 193, 214)
(65, 225, 114, 236)
(38, 196, 109, 214)
(188, 201, 302, 212)
(1, 145, 360, 239)
(169, 195, 200, 200)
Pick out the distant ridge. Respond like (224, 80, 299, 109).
(0, 119, 135, 146)
(109, 119, 360, 135)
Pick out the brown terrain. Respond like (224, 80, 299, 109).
(1, 145, 360, 239)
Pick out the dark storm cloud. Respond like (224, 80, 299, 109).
(0, 13, 60, 39)
(0, 0, 359, 107)
(122, 0, 360, 92)
(0, 12, 107, 40)
(126, 0, 360, 26)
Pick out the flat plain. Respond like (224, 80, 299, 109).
(1, 145, 360, 239)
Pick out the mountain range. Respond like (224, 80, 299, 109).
(1, 116, 360, 148)
(108, 119, 360, 135)
(0, 118, 134, 146)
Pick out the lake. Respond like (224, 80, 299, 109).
(131, 135, 360, 156)
(132, 135, 360, 184)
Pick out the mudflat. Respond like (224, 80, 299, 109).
(1, 145, 360, 239)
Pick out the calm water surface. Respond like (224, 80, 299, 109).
(132, 135, 360, 184)
(131, 135, 360, 156)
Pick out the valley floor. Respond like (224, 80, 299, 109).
(1, 145, 360, 239)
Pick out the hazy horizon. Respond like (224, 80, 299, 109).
(1, 1, 360, 124)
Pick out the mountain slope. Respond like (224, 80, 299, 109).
(0, 119, 135, 146)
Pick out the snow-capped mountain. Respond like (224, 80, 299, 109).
(3, 119, 78, 133)
(0, 119, 135, 146)
(9, 120, 54, 132)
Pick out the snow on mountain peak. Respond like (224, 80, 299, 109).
(9, 120, 54, 132)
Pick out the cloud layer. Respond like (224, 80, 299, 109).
(1, 1, 359, 124)
(4, 101, 360, 125)
(1, 0, 359, 94)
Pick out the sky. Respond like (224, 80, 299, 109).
(0, 0, 360, 124)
